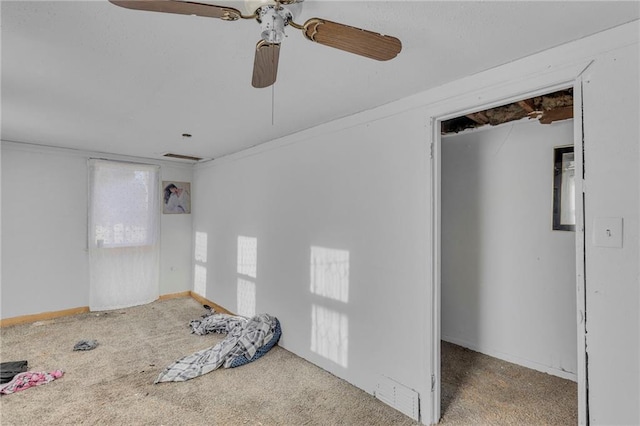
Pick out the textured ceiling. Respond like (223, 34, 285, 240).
(2, 1, 639, 161)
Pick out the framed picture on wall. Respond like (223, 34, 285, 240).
(162, 181, 191, 214)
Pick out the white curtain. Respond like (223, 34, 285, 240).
(88, 159, 160, 311)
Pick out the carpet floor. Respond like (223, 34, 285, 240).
(440, 341, 577, 425)
(1, 298, 577, 425)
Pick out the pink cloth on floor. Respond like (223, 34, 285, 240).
(0, 370, 64, 395)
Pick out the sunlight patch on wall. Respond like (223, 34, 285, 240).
(311, 304, 349, 368)
(195, 232, 207, 263)
(237, 236, 258, 317)
(193, 232, 208, 297)
(310, 246, 350, 303)
(237, 278, 256, 318)
(237, 236, 257, 278)
(194, 264, 207, 297)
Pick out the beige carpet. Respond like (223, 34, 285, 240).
(440, 341, 577, 425)
(1, 297, 577, 425)
(0, 298, 418, 425)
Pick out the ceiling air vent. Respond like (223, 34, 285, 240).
(162, 153, 204, 162)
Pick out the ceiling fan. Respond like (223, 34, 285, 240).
(108, 0, 402, 88)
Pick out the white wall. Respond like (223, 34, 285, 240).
(0, 138, 2, 319)
(441, 119, 577, 379)
(160, 168, 193, 296)
(193, 109, 431, 402)
(423, 24, 638, 424)
(194, 21, 638, 424)
(581, 41, 639, 424)
(2, 145, 88, 318)
(0, 142, 194, 319)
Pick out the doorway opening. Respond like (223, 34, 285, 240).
(432, 87, 585, 424)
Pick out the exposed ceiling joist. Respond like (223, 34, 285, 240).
(539, 105, 574, 124)
(442, 89, 573, 135)
(517, 99, 536, 114)
(465, 111, 490, 125)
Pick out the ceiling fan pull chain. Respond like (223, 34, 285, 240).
(272, 37, 279, 125)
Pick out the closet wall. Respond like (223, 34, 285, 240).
(442, 119, 577, 379)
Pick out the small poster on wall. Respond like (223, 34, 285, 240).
(162, 181, 191, 214)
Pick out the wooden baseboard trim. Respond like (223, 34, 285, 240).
(0, 291, 233, 327)
(189, 291, 234, 315)
(0, 306, 90, 328)
(158, 291, 191, 301)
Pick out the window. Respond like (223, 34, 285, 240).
(88, 159, 160, 310)
(552, 146, 576, 231)
(89, 160, 159, 248)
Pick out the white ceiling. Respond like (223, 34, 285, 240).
(2, 1, 639, 161)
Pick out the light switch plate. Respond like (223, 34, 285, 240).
(593, 217, 623, 248)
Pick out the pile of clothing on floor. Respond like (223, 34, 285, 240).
(0, 361, 64, 395)
(155, 311, 281, 383)
(1, 339, 98, 395)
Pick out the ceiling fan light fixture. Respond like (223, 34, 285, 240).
(258, 5, 291, 44)
(244, 0, 303, 16)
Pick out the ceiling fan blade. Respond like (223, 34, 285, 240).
(301, 18, 401, 61)
(109, 0, 243, 21)
(252, 40, 281, 88)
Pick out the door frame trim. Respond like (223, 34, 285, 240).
(428, 73, 589, 424)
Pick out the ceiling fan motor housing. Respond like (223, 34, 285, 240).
(257, 5, 292, 44)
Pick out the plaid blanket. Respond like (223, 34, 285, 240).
(189, 313, 247, 336)
(155, 313, 277, 383)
